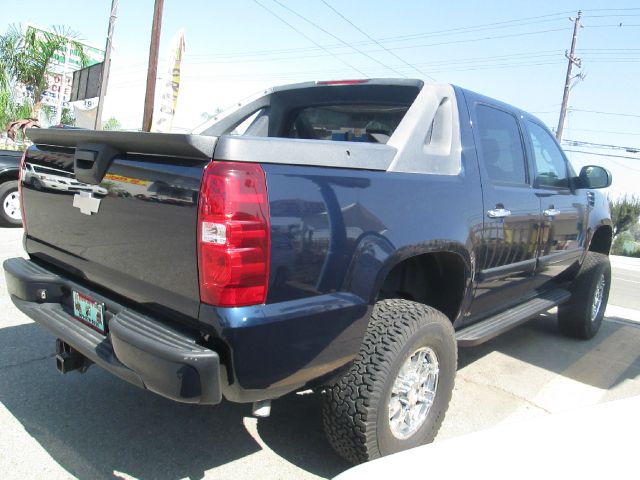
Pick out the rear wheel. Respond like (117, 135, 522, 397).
(558, 252, 611, 339)
(322, 299, 457, 464)
(0, 180, 21, 227)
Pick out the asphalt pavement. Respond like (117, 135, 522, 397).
(1, 227, 639, 479)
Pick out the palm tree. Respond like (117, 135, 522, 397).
(1, 88, 32, 145)
(0, 24, 88, 119)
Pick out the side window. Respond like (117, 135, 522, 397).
(527, 121, 569, 189)
(476, 105, 527, 184)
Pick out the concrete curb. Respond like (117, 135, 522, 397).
(605, 305, 640, 324)
(334, 397, 640, 480)
(610, 254, 640, 271)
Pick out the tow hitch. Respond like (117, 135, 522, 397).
(55, 339, 92, 374)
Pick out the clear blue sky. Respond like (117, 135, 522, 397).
(3, 0, 639, 196)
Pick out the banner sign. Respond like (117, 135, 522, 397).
(152, 29, 186, 133)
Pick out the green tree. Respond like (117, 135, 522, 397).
(609, 195, 640, 237)
(102, 117, 121, 131)
(611, 231, 640, 257)
(630, 222, 640, 243)
(60, 107, 75, 126)
(0, 24, 87, 119)
(0, 87, 31, 131)
(40, 105, 56, 125)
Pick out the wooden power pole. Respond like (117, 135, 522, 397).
(556, 11, 582, 142)
(142, 0, 164, 132)
(95, 0, 118, 130)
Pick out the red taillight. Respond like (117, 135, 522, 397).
(197, 161, 270, 307)
(18, 150, 26, 230)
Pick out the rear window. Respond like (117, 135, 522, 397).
(287, 104, 409, 144)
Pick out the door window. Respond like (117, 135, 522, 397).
(475, 105, 527, 185)
(527, 121, 569, 189)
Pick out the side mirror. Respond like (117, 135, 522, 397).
(578, 165, 612, 189)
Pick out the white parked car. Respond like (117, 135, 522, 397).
(23, 163, 108, 196)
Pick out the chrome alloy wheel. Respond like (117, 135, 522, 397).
(3, 189, 21, 221)
(591, 274, 606, 322)
(388, 346, 439, 440)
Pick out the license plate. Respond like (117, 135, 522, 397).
(72, 291, 106, 334)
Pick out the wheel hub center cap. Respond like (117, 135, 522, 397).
(388, 346, 440, 440)
(3, 192, 21, 220)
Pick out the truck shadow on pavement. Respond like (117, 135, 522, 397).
(458, 314, 640, 391)
(3, 315, 637, 479)
(0, 322, 349, 480)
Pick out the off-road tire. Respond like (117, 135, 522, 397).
(322, 299, 457, 464)
(0, 180, 21, 227)
(558, 252, 611, 340)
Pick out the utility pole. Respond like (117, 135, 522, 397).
(95, 0, 118, 130)
(556, 11, 582, 142)
(142, 0, 164, 132)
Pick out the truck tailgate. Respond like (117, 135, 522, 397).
(22, 130, 216, 321)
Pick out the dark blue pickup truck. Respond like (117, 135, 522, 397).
(3, 79, 613, 463)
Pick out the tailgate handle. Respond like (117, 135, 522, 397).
(74, 143, 120, 185)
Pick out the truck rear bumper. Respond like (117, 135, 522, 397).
(3, 257, 222, 405)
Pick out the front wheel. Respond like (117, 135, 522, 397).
(322, 299, 457, 464)
(0, 180, 22, 227)
(558, 252, 611, 339)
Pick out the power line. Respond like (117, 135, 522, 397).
(582, 13, 640, 18)
(377, 12, 573, 44)
(564, 149, 640, 162)
(319, 0, 434, 80)
(578, 48, 640, 51)
(564, 150, 640, 174)
(365, 27, 570, 53)
(179, 27, 570, 67)
(582, 7, 640, 11)
(108, 58, 570, 88)
(269, 0, 406, 78)
(251, 0, 368, 77)
(179, 12, 575, 62)
(584, 24, 640, 28)
(119, 10, 624, 67)
(122, 59, 564, 84)
(566, 128, 640, 137)
(563, 139, 640, 152)
(182, 49, 564, 67)
(571, 108, 640, 119)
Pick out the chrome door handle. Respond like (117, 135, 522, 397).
(544, 208, 561, 217)
(487, 208, 512, 218)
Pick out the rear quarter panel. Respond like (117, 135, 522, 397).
(204, 154, 484, 393)
(263, 145, 484, 318)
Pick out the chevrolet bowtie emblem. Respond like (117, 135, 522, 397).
(73, 191, 101, 215)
